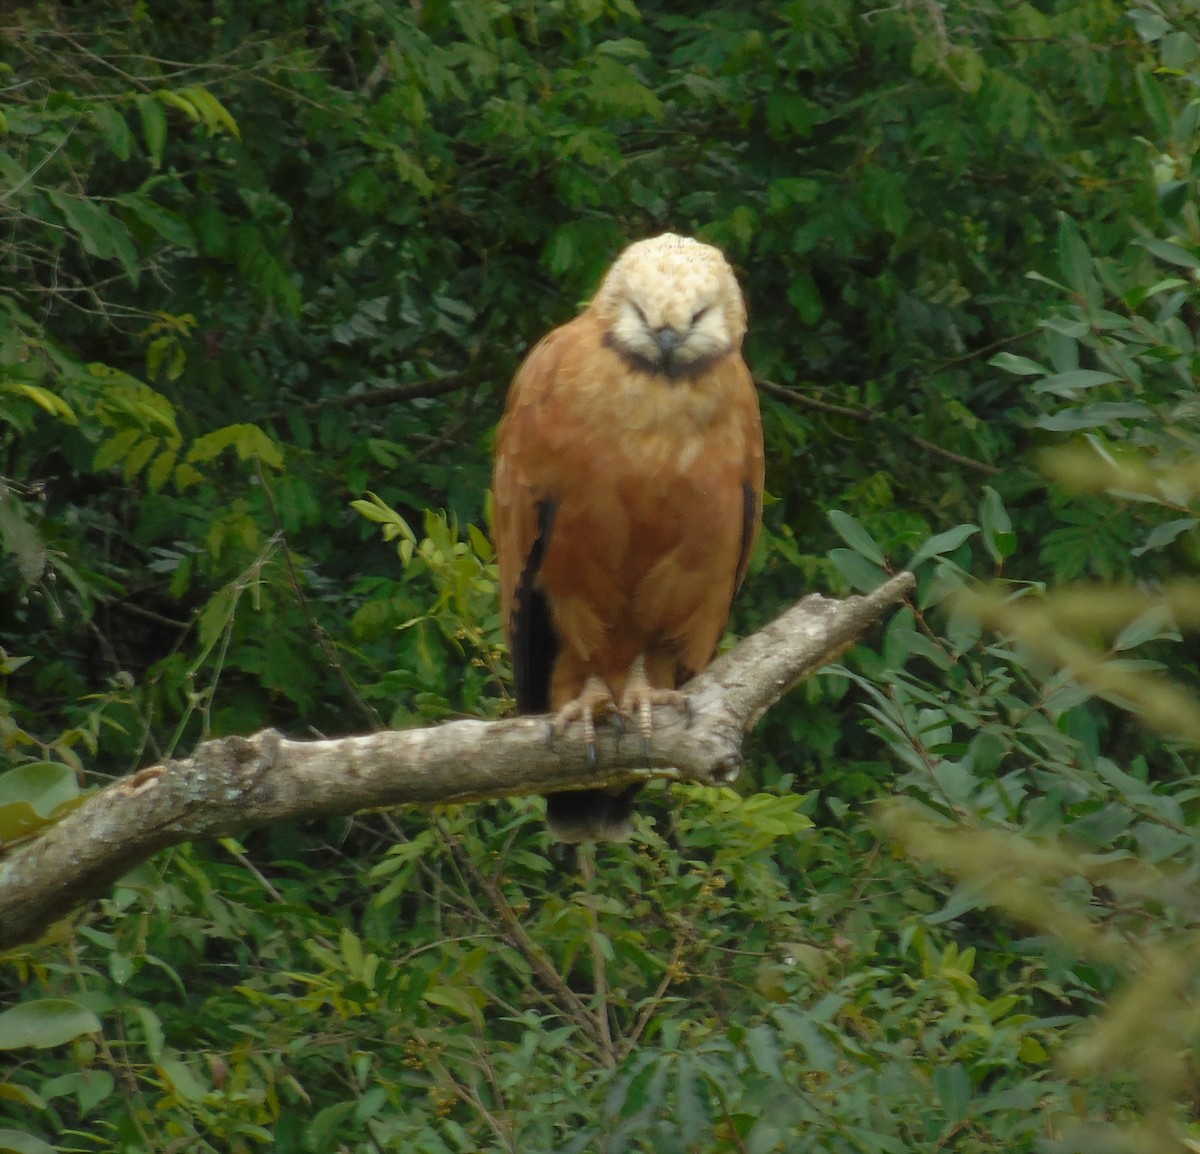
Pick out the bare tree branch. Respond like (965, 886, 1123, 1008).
(0, 572, 914, 950)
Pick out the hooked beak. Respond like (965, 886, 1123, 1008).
(653, 327, 682, 359)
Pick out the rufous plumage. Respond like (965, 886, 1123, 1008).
(493, 233, 764, 842)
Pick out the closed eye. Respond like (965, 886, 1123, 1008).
(690, 306, 710, 326)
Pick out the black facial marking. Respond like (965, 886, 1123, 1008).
(601, 329, 731, 383)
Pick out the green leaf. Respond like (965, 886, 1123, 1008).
(305, 1102, 356, 1152)
(127, 1005, 165, 1062)
(0, 1130, 59, 1154)
(233, 226, 301, 315)
(1056, 216, 1099, 308)
(980, 487, 1016, 564)
(0, 483, 47, 584)
(136, 94, 167, 167)
(6, 383, 77, 423)
(93, 428, 143, 475)
(1035, 403, 1152, 431)
(1136, 236, 1200, 270)
(196, 585, 237, 652)
(157, 1059, 207, 1102)
(1159, 179, 1189, 218)
(88, 103, 133, 161)
(352, 493, 417, 543)
(932, 1062, 971, 1123)
(744, 1023, 784, 1078)
(945, 43, 984, 94)
(187, 424, 283, 470)
(146, 446, 177, 493)
(0, 1000, 101, 1051)
(1132, 517, 1196, 556)
(0, 763, 82, 841)
(675, 1058, 709, 1145)
(1130, 275, 1189, 306)
(828, 548, 889, 593)
(1041, 318, 1091, 344)
(422, 985, 483, 1026)
(1113, 606, 1177, 652)
(908, 524, 978, 570)
(122, 434, 158, 483)
(765, 89, 816, 137)
(786, 270, 823, 324)
(390, 146, 434, 195)
(767, 177, 821, 214)
(580, 55, 663, 119)
(1032, 370, 1120, 397)
(87, 1071, 117, 1112)
(1128, 9, 1171, 42)
(861, 164, 910, 235)
(988, 351, 1046, 377)
(827, 510, 886, 565)
(467, 522, 493, 563)
(114, 192, 196, 251)
(45, 190, 140, 284)
(175, 85, 241, 138)
(1135, 67, 1172, 138)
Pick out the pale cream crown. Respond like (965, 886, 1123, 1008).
(591, 233, 746, 374)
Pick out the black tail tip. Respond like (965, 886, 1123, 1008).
(544, 785, 642, 844)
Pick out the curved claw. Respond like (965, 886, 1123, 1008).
(551, 676, 617, 765)
(609, 710, 626, 752)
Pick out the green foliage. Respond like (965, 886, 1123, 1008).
(4, 0, 1200, 1151)
(349, 499, 506, 721)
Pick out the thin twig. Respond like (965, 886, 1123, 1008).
(578, 847, 617, 1067)
(448, 840, 604, 1049)
(619, 937, 685, 1061)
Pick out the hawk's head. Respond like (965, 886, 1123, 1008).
(592, 233, 747, 379)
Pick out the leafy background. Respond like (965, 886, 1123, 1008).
(3, 0, 1200, 1150)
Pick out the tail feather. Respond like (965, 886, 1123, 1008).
(544, 784, 642, 843)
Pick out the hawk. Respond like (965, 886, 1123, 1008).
(492, 233, 764, 842)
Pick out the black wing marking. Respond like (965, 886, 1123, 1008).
(733, 479, 758, 592)
(510, 498, 559, 714)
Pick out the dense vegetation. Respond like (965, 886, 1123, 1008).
(3, 0, 1200, 1150)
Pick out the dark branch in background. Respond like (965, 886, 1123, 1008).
(0, 573, 915, 951)
(302, 373, 477, 415)
(756, 377, 1003, 476)
(756, 379, 1004, 477)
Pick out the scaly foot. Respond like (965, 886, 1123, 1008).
(619, 655, 688, 756)
(550, 676, 618, 764)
